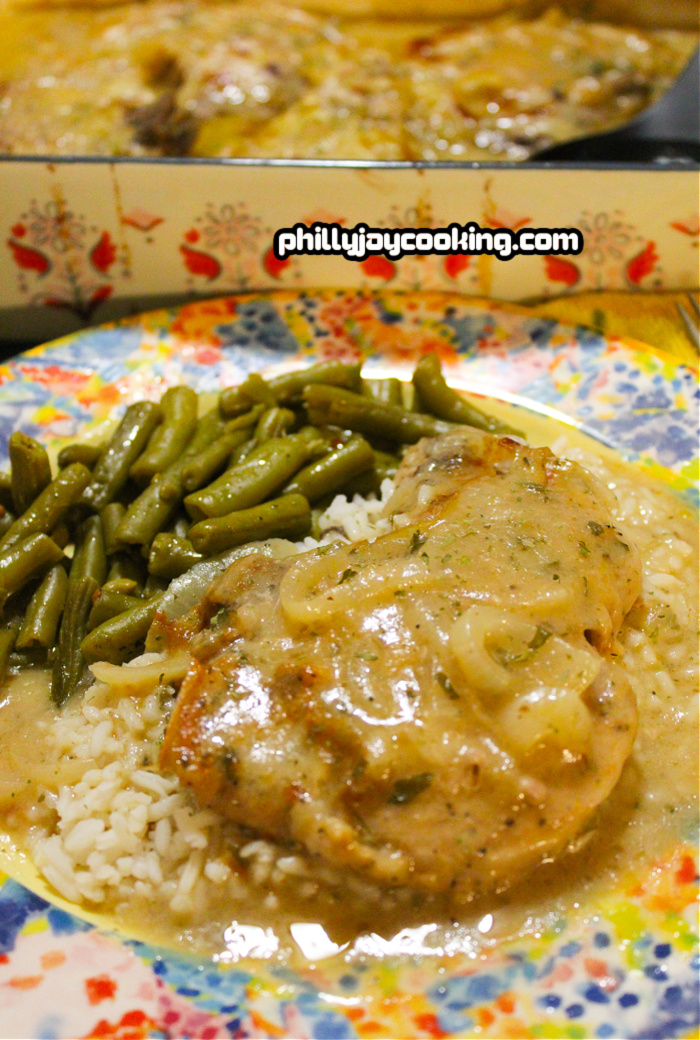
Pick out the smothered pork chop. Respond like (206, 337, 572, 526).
(160, 429, 641, 902)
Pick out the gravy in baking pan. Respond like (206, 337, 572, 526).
(0, 3, 696, 160)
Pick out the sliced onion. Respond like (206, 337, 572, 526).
(89, 650, 191, 694)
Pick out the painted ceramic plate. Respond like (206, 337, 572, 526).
(0, 290, 697, 1040)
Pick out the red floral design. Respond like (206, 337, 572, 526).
(90, 232, 117, 274)
(669, 215, 699, 237)
(85, 974, 117, 1005)
(84, 1009, 155, 1039)
(544, 255, 581, 287)
(184, 228, 200, 244)
(444, 254, 470, 280)
(179, 244, 222, 280)
(626, 241, 659, 286)
(7, 239, 50, 276)
(263, 247, 291, 279)
(11, 223, 26, 238)
(361, 255, 396, 280)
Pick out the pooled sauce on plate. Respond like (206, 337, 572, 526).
(0, 408, 696, 969)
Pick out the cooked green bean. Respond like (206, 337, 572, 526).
(304, 385, 454, 444)
(81, 593, 163, 665)
(363, 378, 402, 406)
(155, 407, 242, 502)
(80, 401, 161, 512)
(3, 461, 93, 553)
(341, 468, 381, 498)
(129, 386, 198, 485)
(148, 533, 204, 580)
(107, 552, 146, 587)
(16, 564, 68, 649)
(52, 574, 99, 705)
(49, 522, 70, 549)
(238, 372, 277, 408)
(9, 432, 53, 516)
(102, 577, 140, 595)
(181, 427, 251, 493)
(412, 354, 523, 437)
(0, 625, 18, 684)
(0, 472, 13, 511)
(401, 381, 424, 414)
(219, 361, 362, 416)
(88, 589, 144, 631)
(57, 443, 103, 469)
(100, 502, 126, 555)
(70, 515, 108, 591)
(188, 493, 311, 555)
(184, 432, 322, 521)
(143, 574, 168, 597)
(0, 534, 64, 610)
(116, 466, 183, 547)
(254, 406, 296, 442)
(232, 406, 296, 465)
(284, 434, 374, 503)
(0, 509, 15, 538)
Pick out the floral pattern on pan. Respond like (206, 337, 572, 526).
(0, 290, 697, 1040)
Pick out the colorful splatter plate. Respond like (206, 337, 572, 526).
(0, 290, 697, 1040)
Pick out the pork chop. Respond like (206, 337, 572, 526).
(160, 428, 641, 901)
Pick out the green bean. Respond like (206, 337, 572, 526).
(155, 407, 240, 502)
(184, 406, 228, 454)
(254, 406, 296, 442)
(188, 494, 311, 555)
(148, 533, 204, 580)
(80, 401, 161, 512)
(232, 407, 296, 465)
(100, 502, 126, 555)
(184, 432, 322, 521)
(9, 431, 53, 516)
(107, 552, 146, 587)
(80, 594, 163, 665)
(70, 515, 108, 592)
(181, 427, 251, 493)
(116, 464, 184, 547)
(219, 361, 362, 416)
(88, 589, 144, 631)
(341, 469, 381, 498)
(49, 522, 70, 549)
(57, 443, 103, 469)
(401, 382, 424, 414)
(236, 372, 276, 409)
(143, 573, 168, 597)
(412, 354, 523, 437)
(0, 625, 18, 685)
(374, 449, 400, 479)
(0, 457, 89, 549)
(284, 434, 374, 503)
(129, 386, 198, 485)
(51, 574, 99, 705)
(304, 385, 454, 444)
(0, 472, 13, 511)
(363, 378, 402, 406)
(0, 510, 15, 539)
(102, 577, 140, 595)
(16, 564, 68, 649)
(0, 534, 64, 610)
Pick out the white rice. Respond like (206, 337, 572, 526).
(23, 453, 697, 922)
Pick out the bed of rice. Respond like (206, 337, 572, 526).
(23, 449, 698, 926)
